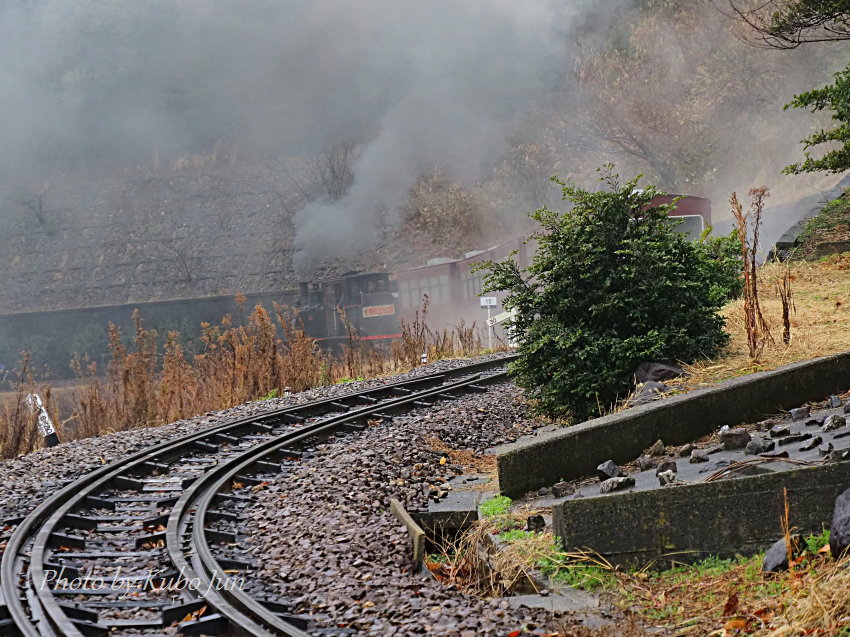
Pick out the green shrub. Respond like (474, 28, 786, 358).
(478, 167, 739, 421)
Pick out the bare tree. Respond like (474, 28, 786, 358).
(728, 0, 850, 49)
(282, 139, 359, 204)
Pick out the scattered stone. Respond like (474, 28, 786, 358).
(599, 476, 635, 493)
(804, 417, 825, 427)
(648, 439, 665, 457)
(762, 536, 799, 573)
(745, 437, 775, 456)
(830, 486, 850, 559)
(657, 470, 678, 487)
(819, 443, 834, 457)
(844, 402, 850, 415)
(769, 424, 790, 438)
(829, 395, 843, 408)
(526, 515, 546, 532)
(596, 459, 623, 481)
(537, 487, 551, 496)
(677, 444, 695, 458)
(719, 427, 751, 450)
(634, 362, 685, 384)
(689, 449, 710, 463)
(778, 432, 813, 447)
(636, 455, 657, 471)
(790, 406, 811, 421)
(654, 460, 677, 476)
(823, 414, 846, 432)
(829, 449, 850, 463)
(762, 538, 790, 572)
(799, 436, 822, 452)
(551, 482, 575, 498)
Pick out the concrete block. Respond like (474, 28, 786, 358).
(497, 352, 850, 498)
(552, 462, 850, 568)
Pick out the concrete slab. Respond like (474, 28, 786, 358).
(506, 590, 599, 613)
(497, 351, 850, 498)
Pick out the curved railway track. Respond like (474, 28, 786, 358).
(0, 356, 515, 637)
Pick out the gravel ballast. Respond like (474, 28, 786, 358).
(245, 381, 564, 636)
(0, 354, 512, 525)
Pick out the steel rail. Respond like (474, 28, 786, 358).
(172, 370, 509, 636)
(1, 355, 516, 637)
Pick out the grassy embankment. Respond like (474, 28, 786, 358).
(684, 191, 850, 389)
(427, 194, 850, 636)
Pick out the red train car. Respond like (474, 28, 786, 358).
(396, 236, 530, 338)
(651, 193, 711, 239)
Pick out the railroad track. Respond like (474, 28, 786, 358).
(0, 356, 515, 637)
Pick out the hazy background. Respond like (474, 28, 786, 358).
(0, 0, 843, 278)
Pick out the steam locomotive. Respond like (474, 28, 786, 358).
(296, 194, 711, 344)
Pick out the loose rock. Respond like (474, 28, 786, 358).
(769, 424, 790, 438)
(552, 482, 575, 498)
(599, 476, 635, 493)
(655, 460, 677, 476)
(689, 449, 710, 463)
(745, 437, 775, 456)
(720, 427, 751, 450)
(636, 455, 657, 471)
(762, 536, 799, 573)
(634, 362, 685, 383)
(526, 515, 546, 532)
(829, 449, 850, 463)
(648, 439, 665, 457)
(823, 414, 846, 432)
(657, 470, 678, 487)
(790, 406, 811, 421)
(799, 436, 822, 452)
(596, 459, 623, 481)
(829, 395, 843, 408)
(677, 444, 695, 458)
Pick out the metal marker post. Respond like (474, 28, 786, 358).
(480, 297, 498, 350)
(25, 393, 60, 447)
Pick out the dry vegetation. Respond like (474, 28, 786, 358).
(683, 254, 850, 389)
(0, 299, 493, 459)
(428, 504, 849, 636)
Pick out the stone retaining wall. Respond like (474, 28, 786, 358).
(552, 461, 850, 567)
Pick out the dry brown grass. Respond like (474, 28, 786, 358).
(615, 552, 850, 636)
(0, 298, 495, 459)
(683, 254, 850, 390)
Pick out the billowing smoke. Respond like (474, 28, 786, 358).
(290, 1, 571, 272)
(0, 0, 843, 276)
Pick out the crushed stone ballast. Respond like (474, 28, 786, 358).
(0, 355, 516, 637)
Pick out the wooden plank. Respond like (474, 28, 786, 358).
(389, 498, 425, 569)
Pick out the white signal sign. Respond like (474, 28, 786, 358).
(486, 310, 512, 327)
(480, 297, 498, 308)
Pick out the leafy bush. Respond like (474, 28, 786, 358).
(478, 168, 739, 421)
